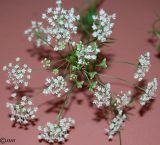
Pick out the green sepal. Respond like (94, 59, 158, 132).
(96, 58, 107, 68)
(89, 81, 97, 91)
(76, 81, 84, 88)
(88, 72, 97, 79)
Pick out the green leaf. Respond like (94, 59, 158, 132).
(155, 31, 160, 39)
(96, 58, 107, 68)
(77, 41, 83, 49)
(89, 81, 97, 91)
(88, 72, 97, 79)
(76, 81, 84, 88)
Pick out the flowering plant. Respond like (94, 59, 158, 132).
(2, 0, 158, 144)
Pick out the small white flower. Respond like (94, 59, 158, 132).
(38, 117, 75, 143)
(41, 58, 51, 68)
(76, 42, 100, 65)
(24, 21, 48, 47)
(93, 83, 111, 108)
(2, 58, 32, 89)
(43, 76, 69, 97)
(134, 52, 150, 81)
(11, 93, 17, 98)
(6, 96, 38, 124)
(15, 57, 21, 62)
(105, 109, 126, 139)
(140, 78, 158, 106)
(92, 9, 116, 42)
(115, 91, 131, 108)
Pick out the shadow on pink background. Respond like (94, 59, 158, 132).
(0, 0, 160, 145)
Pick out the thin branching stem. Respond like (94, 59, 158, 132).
(111, 60, 136, 66)
(56, 85, 75, 122)
(98, 73, 146, 92)
(119, 131, 122, 145)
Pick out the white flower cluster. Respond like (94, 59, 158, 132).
(43, 76, 69, 97)
(93, 83, 111, 108)
(41, 58, 51, 68)
(140, 78, 158, 106)
(6, 96, 38, 124)
(105, 110, 126, 139)
(42, 0, 80, 51)
(115, 91, 131, 108)
(24, 21, 48, 47)
(92, 9, 116, 42)
(76, 42, 100, 65)
(134, 52, 150, 81)
(2, 57, 32, 89)
(38, 117, 75, 143)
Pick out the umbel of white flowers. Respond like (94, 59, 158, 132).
(92, 9, 116, 42)
(25, 0, 80, 51)
(134, 52, 150, 81)
(115, 91, 131, 109)
(6, 96, 38, 124)
(2, 57, 32, 90)
(37, 117, 75, 143)
(43, 76, 69, 97)
(140, 78, 158, 106)
(75, 42, 100, 65)
(93, 83, 111, 108)
(24, 0, 115, 50)
(105, 109, 126, 139)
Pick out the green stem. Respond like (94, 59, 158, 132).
(98, 73, 145, 92)
(56, 85, 75, 122)
(31, 89, 43, 98)
(52, 58, 66, 65)
(83, 71, 91, 84)
(37, 34, 64, 58)
(84, 38, 97, 45)
(152, 17, 160, 34)
(56, 61, 67, 69)
(112, 60, 136, 66)
(119, 131, 122, 145)
(63, 63, 69, 76)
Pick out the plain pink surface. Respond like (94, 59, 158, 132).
(0, 0, 160, 145)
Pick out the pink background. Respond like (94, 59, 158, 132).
(0, 0, 160, 145)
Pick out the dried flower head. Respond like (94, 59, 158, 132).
(92, 9, 116, 42)
(140, 78, 158, 106)
(6, 96, 38, 124)
(38, 117, 75, 143)
(2, 57, 32, 89)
